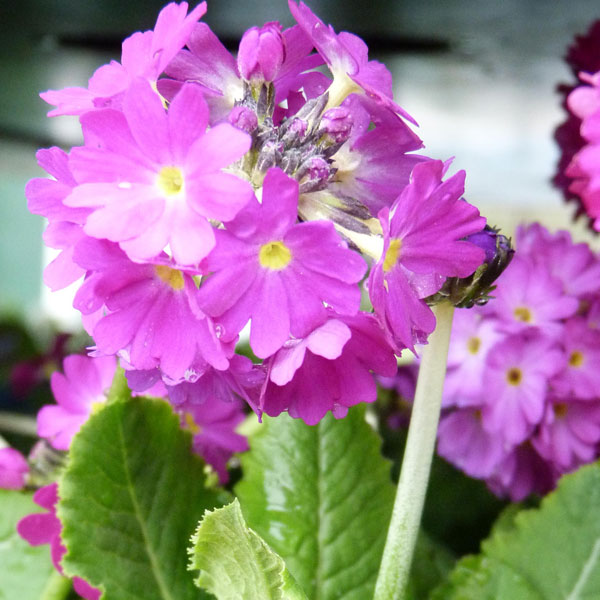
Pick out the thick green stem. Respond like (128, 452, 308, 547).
(374, 301, 455, 600)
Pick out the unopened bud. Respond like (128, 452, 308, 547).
(238, 22, 285, 83)
(228, 105, 258, 133)
(319, 106, 354, 144)
(426, 225, 515, 308)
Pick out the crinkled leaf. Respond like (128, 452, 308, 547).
(190, 498, 307, 600)
(58, 396, 224, 600)
(235, 406, 395, 600)
(431, 461, 600, 599)
(0, 489, 60, 599)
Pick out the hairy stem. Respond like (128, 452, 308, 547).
(374, 301, 455, 600)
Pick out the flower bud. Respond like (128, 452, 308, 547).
(426, 225, 515, 308)
(238, 22, 285, 83)
(319, 106, 354, 144)
(228, 105, 258, 133)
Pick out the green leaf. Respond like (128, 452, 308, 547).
(58, 396, 224, 600)
(431, 461, 600, 599)
(0, 489, 61, 600)
(405, 532, 455, 600)
(190, 498, 308, 600)
(235, 406, 395, 600)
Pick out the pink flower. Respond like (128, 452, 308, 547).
(65, 80, 252, 266)
(237, 22, 286, 83)
(198, 167, 366, 358)
(0, 448, 29, 490)
(17, 484, 101, 600)
(40, 2, 207, 117)
(368, 160, 485, 351)
(72, 238, 228, 381)
(37, 354, 116, 451)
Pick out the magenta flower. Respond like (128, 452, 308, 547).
(326, 96, 426, 216)
(368, 160, 485, 351)
(174, 392, 248, 483)
(288, 0, 416, 123)
(198, 167, 367, 358)
(65, 80, 252, 265)
(72, 238, 228, 381)
(0, 448, 29, 490)
(37, 354, 116, 451)
(482, 332, 566, 445)
(40, 1, 207, 117)
(17, 484, 101, 600)
(262, 313, 397, 424)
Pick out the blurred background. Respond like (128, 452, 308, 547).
(1, 0, 600, 327)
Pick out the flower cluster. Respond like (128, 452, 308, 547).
(437, 223, 600, 500)
(28, 1, 487, 432)
(554, 20, 600, 230)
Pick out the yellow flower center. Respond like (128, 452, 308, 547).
(513, 306, 532, 323)
(506, 367, 523, 386)
(155, 265, 185, 290)
(383, 238, 402, 272)
(554, 403, 569, 419)
(259, 241, 292, 270)
(157, 166, 184, 196)
(183, 412, 202, 435)
(467, 336, 481, 355)
(569, 350, 584, 368)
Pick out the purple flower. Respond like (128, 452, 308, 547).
(17, 484, 101, 600)
(488, 254, 578, 337)
(437, 409, 506, 479)
(533, 397, 600, 471)
(551, 317, 600, 399)
(40, 2, 207, 117)
(198, 167, 366, 358)
(516, 224, 600, 299)
(261, 313, 397, 424)
(65, 80, 252, 265)
(487, 443, 558, 502)
(443, 310, 501, 407)
(368, 160, 485, 351)
(37, 354, 116, 451)
(72, 238, 228, 381)
(0, 448, 29, 490)
(482, 332, 566, 445)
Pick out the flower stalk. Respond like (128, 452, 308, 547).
(374, 300, 455, 600)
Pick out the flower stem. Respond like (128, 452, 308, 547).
(0, 411, 38, 437)
(374, 301, 455, 600)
